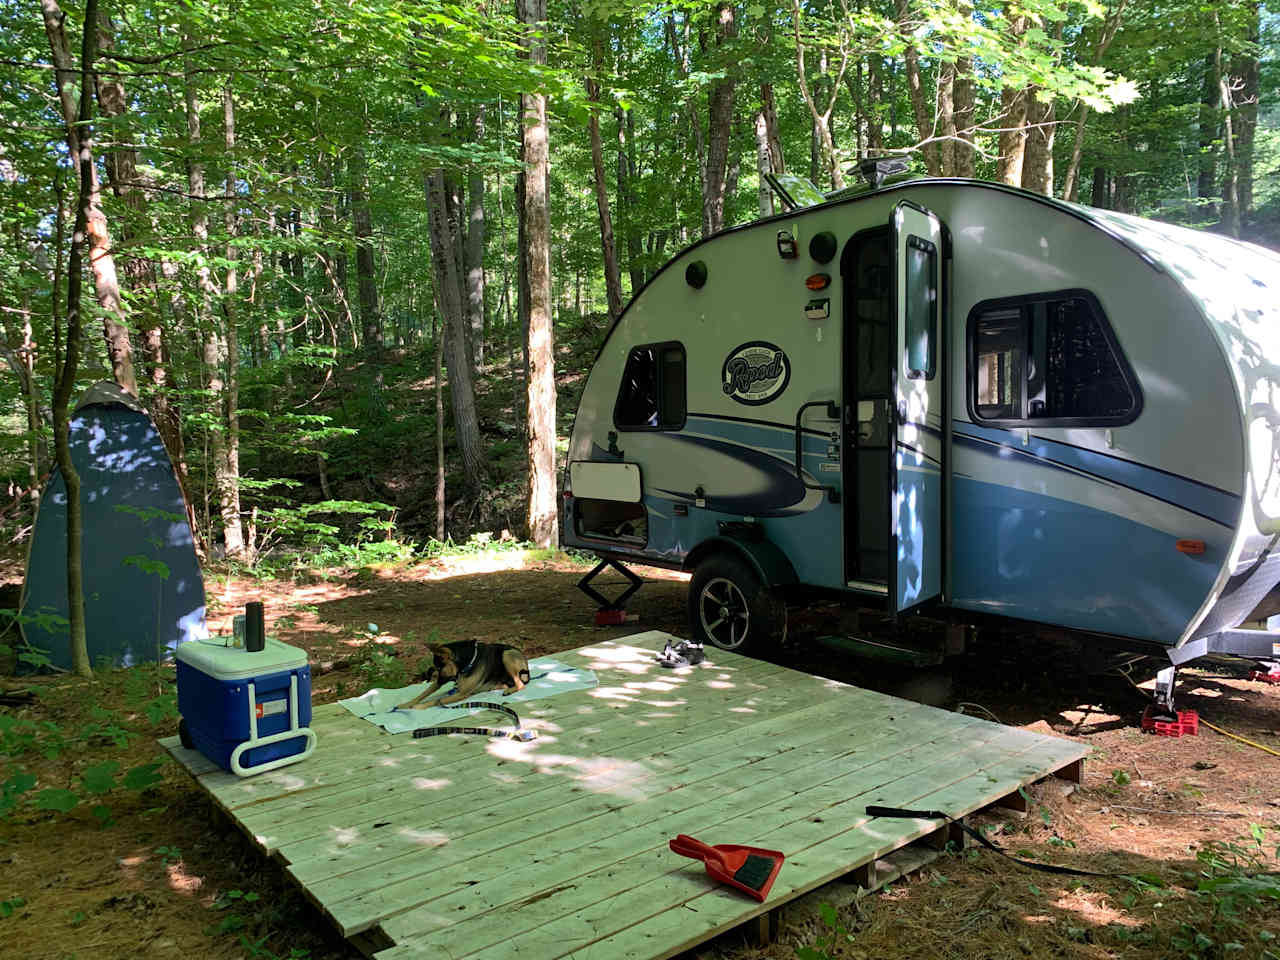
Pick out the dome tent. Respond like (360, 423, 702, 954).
(21, 381, 205, 670)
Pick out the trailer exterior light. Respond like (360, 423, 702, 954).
(1176, 539, 1206, 555)
(809, 231, 837, 263)
(806, 274, 830, 291)
(686, 260, 708, 288)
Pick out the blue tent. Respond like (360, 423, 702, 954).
(21, 382, 205, 670)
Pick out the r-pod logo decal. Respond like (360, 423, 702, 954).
(721, 341, 791, 406)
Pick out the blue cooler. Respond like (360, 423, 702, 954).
(176, 638, 317, 776)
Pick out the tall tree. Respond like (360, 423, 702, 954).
(40, 0, 135, 396)
(586, 37, 624, 321)
(351, 142, 381, 353)
(426, 165, 488, 490)
(44, 0, 102, 679)
(465, 110, 487, 366)
(519, 0, 556, 548)
(218, 83, 245, 559)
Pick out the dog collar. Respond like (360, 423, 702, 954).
(460, 642, 479, 675)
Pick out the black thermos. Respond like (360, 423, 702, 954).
(245, 601, 265, 652)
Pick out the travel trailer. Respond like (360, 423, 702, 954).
(563, 169, 1280, 703)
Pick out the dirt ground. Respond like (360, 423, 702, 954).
(2, 551, 1278, 960)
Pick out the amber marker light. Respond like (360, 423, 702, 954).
(805, 273, 831, 290)
(1176, 539, 1205, 555)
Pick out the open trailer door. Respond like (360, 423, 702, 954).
(889, 201, 946, 616)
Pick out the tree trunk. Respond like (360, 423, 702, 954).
(1061, 0, 1128, 202)
(1091, 166, 1108, 208)
(866, 57, 885, 157)
(1197, 52, 1219, 205)
(936, 62, 956, 176)
(1232, 3, 1260, 223)
(426, 167, 488, 490)
(895, 0, 939, 175)
(433, 310, 445, 540)
(518, 0, 557, 548)
(219, 83, 245, 560)
(1021, 93, 1056, 196)
(1214, 24, 1239, 238)
(995, 9, 1030, 186)
(95, 16, 190, 511)
(996, 85, 1028, 186)
(952, 0, 976, 176)
(48, 0, 104, 679)
(465, 110, 487, 367)
(617, 108, 645, 296)
(587, 69, 624, 321)
(702, 11, 738, 234)
(41, 0, 136, 397)
(754, 108, 773, 217)
(351, 144, 381, 353)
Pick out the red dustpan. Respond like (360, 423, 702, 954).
(669, 834, 785, 902)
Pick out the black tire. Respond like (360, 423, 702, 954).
(687, 552, 787, 654)
(178, 718, 194, 750)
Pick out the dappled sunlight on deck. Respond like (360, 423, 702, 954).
(160, 635, 1087, 960)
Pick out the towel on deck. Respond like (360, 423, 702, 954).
(338, 657, 597, 734)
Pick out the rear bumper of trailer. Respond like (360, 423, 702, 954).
(1169, 628, 1280, 665)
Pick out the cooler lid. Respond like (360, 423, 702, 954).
(175, 638, 308, 681)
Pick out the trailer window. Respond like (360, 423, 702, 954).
(968, 291, 1141, 427)
(904, 236, 937, 380)
(614, 342, 686, 430)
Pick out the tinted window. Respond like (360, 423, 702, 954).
(614, 342, 686, 430)
(905, 237, 937, 380)
(970, 292, 1140, 426)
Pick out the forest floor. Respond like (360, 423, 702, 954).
(1, 549, 1279, 960)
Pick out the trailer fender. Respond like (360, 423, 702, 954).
(683, 535, 799, 588)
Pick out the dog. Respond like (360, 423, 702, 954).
(396, 640, 531, 710)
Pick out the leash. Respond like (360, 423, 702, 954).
(411, 701, 537, 742)
(864, 806, 1136, 879)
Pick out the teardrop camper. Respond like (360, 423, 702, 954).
(564, 174, 1280, 700)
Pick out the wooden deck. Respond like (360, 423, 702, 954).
(159, 632, 1087, 960)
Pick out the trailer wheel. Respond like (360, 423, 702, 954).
(688, 553, 786, 654)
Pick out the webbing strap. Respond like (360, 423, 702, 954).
(864, 805, 1126, 879)
(412, 701, 532, 741)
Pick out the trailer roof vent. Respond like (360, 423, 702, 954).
(856, 156, 911, 189)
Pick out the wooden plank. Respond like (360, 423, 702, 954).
(159, 735, 221, 776)
(198, 648, 789, 814)
(292, 692, 954, 896)
(525, 735, 1087, 960)
(255, 682, 909, 857)
(323, 702, 968, 937)
(374, 724, 1045, 960)
(232, 664, 853, 849)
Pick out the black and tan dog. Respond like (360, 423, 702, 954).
(396, 640, 531, 710)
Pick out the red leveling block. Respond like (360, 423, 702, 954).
(1249, 667, 1280, 685)
(1140, 706, 1199, 737)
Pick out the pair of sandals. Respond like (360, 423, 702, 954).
(657, 638, 706, 668)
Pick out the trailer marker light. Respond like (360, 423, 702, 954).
(809, 231, 837, 263)
(806, 273, 830, 290)
(685, 260, 708, 288)
(1176, 539, 1205, 555)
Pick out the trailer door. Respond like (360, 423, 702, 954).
(890, 201, 945, 616)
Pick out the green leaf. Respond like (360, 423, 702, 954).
(34, 788, 79, 813)
(81, 761, 120, 795)
(91, 805, 114, 827)
(123, 762, 164, 792)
